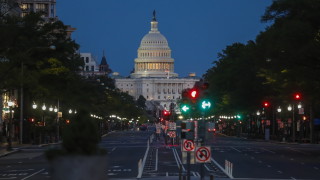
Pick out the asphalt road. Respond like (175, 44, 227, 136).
(0, 131, 319, 180)
(207, 134, 320, 180)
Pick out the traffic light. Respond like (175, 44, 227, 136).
(189, 88, 199, 99)
(163, 110, 171, 116)
(294, 93, 301, 100)
(200, 100, 211, 110)
(180, 104, 190, 113)
(163, 110, 171, 120)
(263, 101, 270, 107)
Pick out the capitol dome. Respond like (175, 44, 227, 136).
(131, 11, 178, 78)
(140, 32, 169, 49)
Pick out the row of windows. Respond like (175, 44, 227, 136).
(136, 63, 171, 71)
(81, 57, 90, 63)
(143, 41, 166, 44)
(139, 52, 170, 57)
(85, 66, 95, 71)
(144, 95, 181, 100)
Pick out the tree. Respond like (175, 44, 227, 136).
(256, 0, 320, 112)
(137, 95, 146, 109)
(204, 42, 266, 115)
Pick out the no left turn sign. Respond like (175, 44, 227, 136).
(182, 139, 195, 152)
(195, 146, 211, 163)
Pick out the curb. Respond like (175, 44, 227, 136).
(0, 148, 20, 158)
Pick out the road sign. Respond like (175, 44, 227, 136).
(195, 146, 211, 163)
(182, 139, 195, 152)
(168, 122, 176, 130)
(167, 131, 176, 138)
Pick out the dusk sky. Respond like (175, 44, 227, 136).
(57, 0, 273, 77)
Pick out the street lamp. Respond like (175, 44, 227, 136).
(32, 101, 37, 109)
(277, 106, 282, 113)
(42, 103, 46, 111)
(49, 106, 53, 112)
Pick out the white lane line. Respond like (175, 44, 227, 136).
(111, 147, 116, 152)
(172, 148, 180, 168)
(314, 167, 319, 170)
(173, 148, 185, 172)
(231, 147, 241, 153)
(166, 172, 168, 176)
(0, 177, 17, 179)
(290, 177, 297, 180)
(21, 169, 45, 180)
(261, 148, 276, 154)
(204, 164, 211, 171)
(287, 147, 308, 155)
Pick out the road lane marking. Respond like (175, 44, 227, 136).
(287, 147, 308, 155)
(0, 178, 17, 179)
(172, 148, 185, 171)
(21, 169, 44, 180)
(314, 167, 319, 170)
(261, 148, 275, 154)
(231, 147, 241, 152)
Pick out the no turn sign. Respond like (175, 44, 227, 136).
(195, 146, 211, 163)
(182, 139, 195, 152)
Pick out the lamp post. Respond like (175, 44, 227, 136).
(19, 45, 55, 144)
(32, 102, 37, 144)
(287, 104, 295, 142)
(7, 100, 15, 151)
(41, 103, 46, 144)
(54, 104, 59, 142)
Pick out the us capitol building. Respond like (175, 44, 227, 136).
(114, 11, 200, 112)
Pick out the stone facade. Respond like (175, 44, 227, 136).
(114, 12, 199, 111)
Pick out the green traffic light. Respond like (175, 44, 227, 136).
(181, 104, 190, 112)
(201, 100, 211, 110)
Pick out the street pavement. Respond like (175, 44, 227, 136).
(0, 132, 319, 180)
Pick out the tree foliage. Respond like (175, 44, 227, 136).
(204, 0, 320, 117)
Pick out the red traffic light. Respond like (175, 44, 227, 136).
(189, 89, 199, 99)
(263, 102, 270, 107)
(163, 110, 171, 116)
(294, 93, 301, 100)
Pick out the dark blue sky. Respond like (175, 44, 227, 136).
(57, 0, 273, 77)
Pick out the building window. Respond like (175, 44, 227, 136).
(147, 96, 149, 99)
(85, 66, 89, 71)
(85, 57, 89, 63)
(91, 66, 94, 71)
(158, 96, 160, 99)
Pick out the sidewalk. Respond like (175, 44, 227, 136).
(0, 141, 60, 158)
